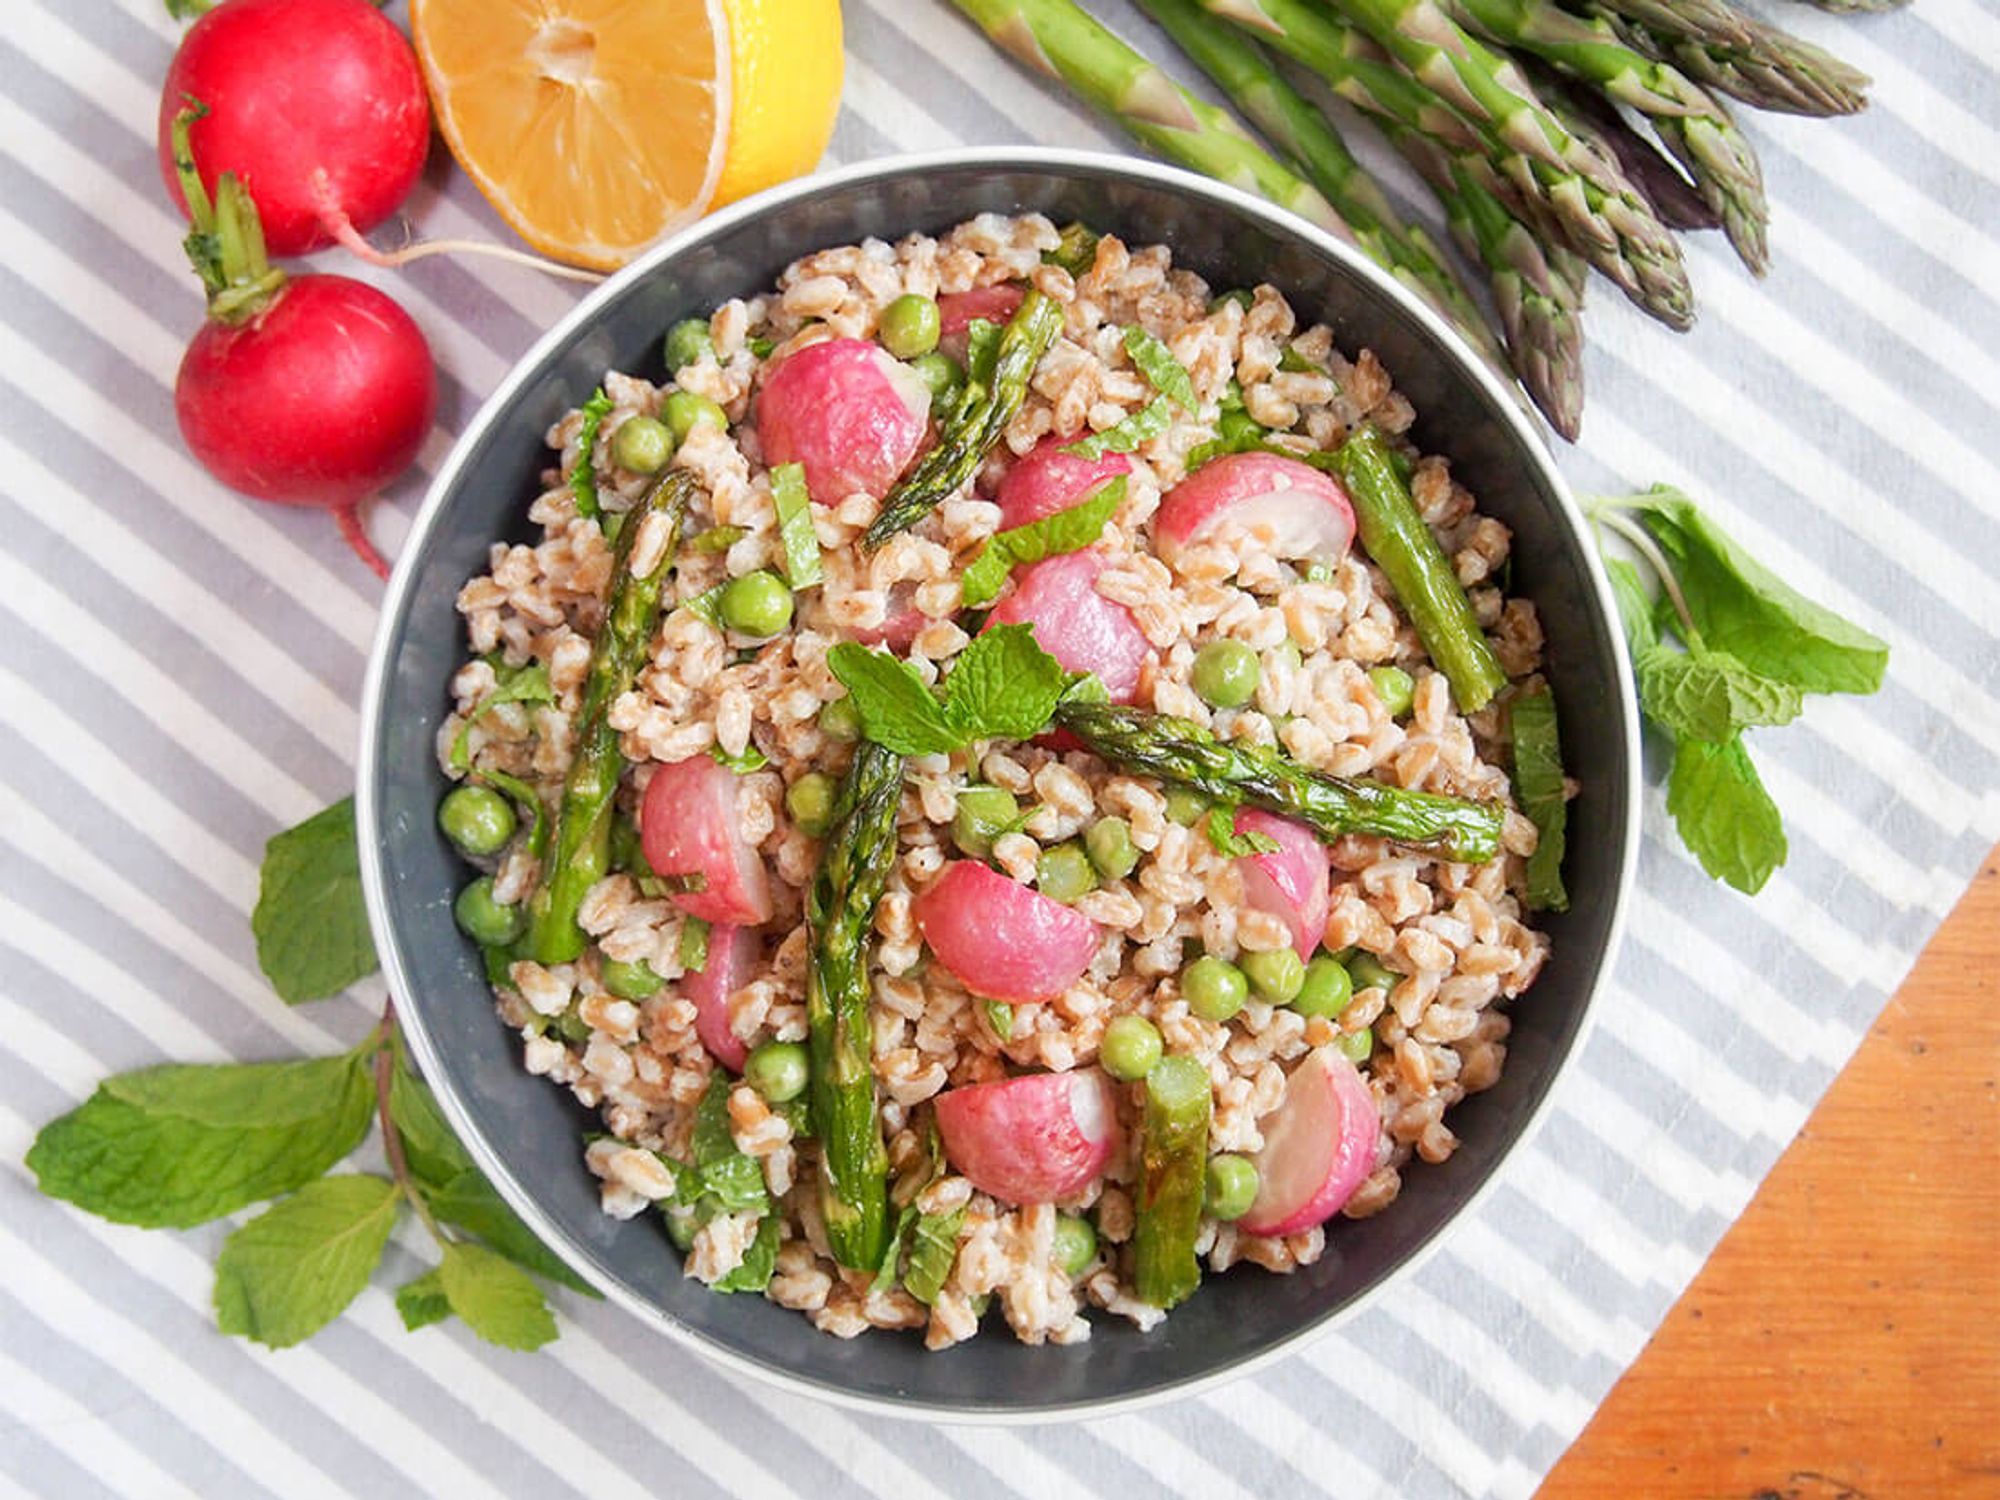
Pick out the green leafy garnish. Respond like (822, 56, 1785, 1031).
(679, 916, 711, 974)
(959, 475, 1127, 608)
(965, 318, 1002, 389)
(395, 1269, 452, 1332)
(681, 582, 729, 626)
(1633, 648, 1804, 744)
(1122, 326, 1196, 412)
(1666, 736, 1787, 895)
(1278, 345, 1332, 380)
(771, 462, 823, 589)
(709, 742, 770, 774)
(902, 1207, 966, 1306)
(821, 625, 1072, 755)
(1203, 804, 1280, 858)
(436, 1241, 559, 1350)
(691, 524, 747, 554)
(569, 388, 615, 522)
(654, 1075, 779, 1293)
(1063, 397, 1172, 459)
(824, 645, 958, 755)
(983, 999, 1015, 1041)
(1043, 221, 1100, 278)
(1509, 687, 1569, 913)
(251, 799, 379, 1004)
(449, 661, 556, 773)
(213, 1174, 400, 1348)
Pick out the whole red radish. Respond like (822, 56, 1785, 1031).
(158, 0, 429, 257)
(169, 108, 434, 577)
(934, 1070, 1118, 1205)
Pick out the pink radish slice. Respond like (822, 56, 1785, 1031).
(934, 1069, 1119, 1205)
(984, 550, 1151, 705)
(849, 583, 926, 650)
(754, 338, 931, 506)
(640, 755, 774, 926)
(1233, 808, 1330, 958)
(685, 923, 754, 1072)
(912, 861, 1101, 1004)
(992, 435, 1132, 530)
(939, 284, 1025, 339)
(1238, 1045, 1382, 1237)
(1154, 452, 1355, 568)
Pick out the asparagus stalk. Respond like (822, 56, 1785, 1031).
(1201, 0, 1693, 330)
(1397, 130, 1588, 439)
(1592, 4, 1868, 118)
(1055, 702, 1505, 860)
(1133, 1054, 1211, 1309)
(804, 740, 905, 1269)
(1778, 0, 1906, 14)
(948, 0, 1366, 248)
(1135, 0, 1503, 372)
(864, 287, 1064, 547)
(1440, 0, 1768, 272)
(1333, 423, 1510, 713)
(522, 470, 698, 963)
(1548, 72, 1718, 232)
(1510, 684, 1570, 911)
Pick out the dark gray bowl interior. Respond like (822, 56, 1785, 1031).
(364, 153, 1633, 1416)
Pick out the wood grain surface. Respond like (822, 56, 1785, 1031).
(1540, 847, 2000, 1499)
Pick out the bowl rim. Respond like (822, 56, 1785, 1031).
(357, 144, 1642, 1424)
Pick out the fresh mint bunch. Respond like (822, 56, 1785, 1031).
(1590, 486, 1889, 894)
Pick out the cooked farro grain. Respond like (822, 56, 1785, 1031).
(443, 215, 1554, 1348)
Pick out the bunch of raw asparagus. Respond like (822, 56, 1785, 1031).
(946, 0, 1885, 439)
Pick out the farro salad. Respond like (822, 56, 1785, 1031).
(437, 212, 1568, 1348)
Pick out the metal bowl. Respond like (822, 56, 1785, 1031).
(357, 148, 1639, 1420)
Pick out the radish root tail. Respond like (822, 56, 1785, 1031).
(335, 501, 392, 581)
(314, 183, 605, 286)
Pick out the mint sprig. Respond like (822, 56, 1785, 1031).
(771, 462, 823, 590)
(960, 475, 1126, 608)
(1063, 397, 1172, 459)
(569, 387, 614, 522)
(1590, 489, 1887, 895)
(251, 798, 379, 1004)
(1122, 326, 1196, 412)
(827, 624, 1070, 756)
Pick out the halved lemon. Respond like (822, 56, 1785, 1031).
(412, 0, 843, 272)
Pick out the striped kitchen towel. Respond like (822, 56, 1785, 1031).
(3, 1, 1997, 1495)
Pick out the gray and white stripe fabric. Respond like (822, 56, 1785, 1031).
(6, 1, 1997, 1495)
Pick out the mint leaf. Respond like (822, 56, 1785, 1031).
(1122, 327, 1196, 411)
(681, 581, 728, 626)
(213, 1175, 399, 1348)
(1604, 557, 1660, 658)
(1635, 646, 1804, 744)
(569, 388, 614, 522)
(1203, 804, 1280, 858)
(29, 1056, 374, 1228)
(388, 1065, 475, 1188)
(425, 1169, 596, 1295)
(1510, 687, 1570, 912)
(449, 662, 555, 774)
(965, 318, 1002, 388)
(708, 742, 770, 774)
(711, 1212, 782, 1294)
(252, 799, 379, 1004)
(1622, 488, 1888, 695)
(1278, 344, 1332, 380)
(472, 766, 548, 858)
(902, 1206, 966, 1306)
(395, 1269, 452, 1332)
(1063, 397, 1172, 459)
(983, 999, 1015, 1041)
(438, 1241, 559, 1351)
(680, 916, 710, 974)
(942, 625, 1071, 743)
(1666, 735, 1787, 895)
(826, 643, 958, 755)
(771, 463, 823, 589)
(106, 1054, 365, 1128)
(959, 476, 1126, 608)
(691, 524, 747, 554)
(690, 1073, 739, 1170)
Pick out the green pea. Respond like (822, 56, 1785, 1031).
(663, 389, 727, 444)
(1369, 665, 1416, 719)
(1036, 841, 1098, 905)
(611, 415, 673, 475)
(1209, 289, 1255, 313)
(1084, 816, 1138, 881)
(1337, 1025, 1375, 1064)
(1204, 1154, 1260, 1221)
(1241, 946, 1305, 1004)
(1163, 785, 1210, 826)
(438, 784, 515, 858)
(1217, 408, 1264, 446)
(664, 317, 715, 370)
(1052, 1213, 1098, 1276)
(818, 694, 862, 742)
(1347, 953, 1402, 996)
(1290, 956, 1355, 1019)
(1192, 639, 1260, 710)
(744, 1040, 810, 1103)
(1099, 1014, 1163, 1081)
(1184, 955, 1248, 1023)
(601, 958, 663, 1001)
(879, 293, 941, 359)
(786, 771, 838, 838)
(952, 785, 1020, 859)
(907, 351, 963, 403)
(454, 876, 523, 947)
(718, 571, 793, 637)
